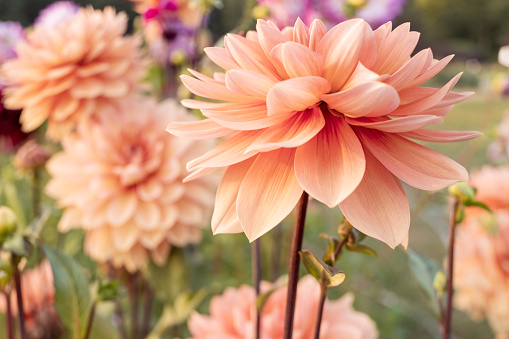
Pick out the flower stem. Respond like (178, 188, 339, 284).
(283, 192, 309, 339)
(141, 283, 154, 338)
(4, 290, 13, 339)
(126, 272, 140, 339)
(32, 168, 40, 218)
(252, 239, 262, 339)
(83, 301, 97, 339)
(442, 198, 459, 339)
(108, 265, 127, 339)
(12, 256, 27, 339)
(313, 276, 327, 339)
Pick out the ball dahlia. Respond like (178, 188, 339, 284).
(189, 275, 378, 339)
(1, 6, 145, 140)
(168, 18, 480, 247)
(46, 98, 214, 272)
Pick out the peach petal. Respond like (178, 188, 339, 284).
(52, 94, 80, 121)
(405, 55, 454, 89)
(107, 191, 137, 226)
(112, 220, 139, 251)
(160, 205, 178, 229)
(140, 230, 166, 249)
(135, 202, 161, 230)
(167, 118, 233, 140)
(212, 158, 257, 234)
(224, 34, 278, 78)
(204, 47, 240, 71)
(187, 131, 262, 171)
(293, 18, 310, 46)
(358, 128, 468, 190)
(102, 79, 129, 97)
(345, 115, 443, 133)
(266, 76, 330, 116)
(339, 149, 409, 249)
(136, 179, 163, 201)
(247, 106, 325, 152)
(177, 200, 204, 225)
(323, 81, 399, 118)
(318, 19, 374, 91)
(237, 148, 303, 241)
(270, 42, 324, 78)
(256, 19, 289, 58)
(295, 113, 365, 207)
(70, 77, 104, 98)
(225, 69, 277, 99)
(58, 208, 82, 231)
(183, 167, 219, 183)
(384, 49, 432, 91)
(180, 75, 259, 103)
(308, 19, 326, 52)
(401, 129, 482, 143)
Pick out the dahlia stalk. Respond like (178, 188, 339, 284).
(168, 17, 480, 338)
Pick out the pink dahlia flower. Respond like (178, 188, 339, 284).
(46, 98, 214, 272)
(34, 1, 79, 29)
(0, 260, 64, 339)
(188, 275, 378, 339)
(168, 18, 480, 247)
(454, 166, 509, 338)
(1, 7, 145, 141)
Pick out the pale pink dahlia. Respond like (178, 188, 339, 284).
(1, 6, 145, 140)
(46, 98, 214, 272)
(454, 166, 509, 338)
(188, 275, 378, 339)
(168, 18, 480, 247)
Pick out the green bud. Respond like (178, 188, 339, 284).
(448, 182, 476, 204)
(0, 207, 17, 242)
(433, 270, 447, 299)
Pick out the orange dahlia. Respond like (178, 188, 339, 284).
(1, 6, 145, 140)
(167, 18, 480, 247)
(46, 98, 214, 272)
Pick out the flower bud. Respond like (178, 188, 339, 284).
(13, 140, 50, 171)
(0, 206, 17, 241)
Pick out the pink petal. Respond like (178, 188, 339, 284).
(204, 47, 240, 70)
(405, 55, 454, 89)
(135, 202, 161, 230)
(266, 76, 330, 116)
(270, 42, 324, 78)
(187, 131, 262, 171)
(401, 129, 482, 143)
(384, 49, 432, 91)
(295, 113, 365, 207)
(357, 128, 468, 190)
(308, 19, 326, 52)
(323, 81, 399, 118)
(293, 18, 310, 46)
(211, 158, 257, 234)
(107, 191, 137, 226)
(256, 19, 289, 57)
(237, 148, 303, 241)
(183, 167, 219, 183)
(246, 106, 325, 152)
(167, 118, 233, 139)
(339, 149, 409, 248)
(180, 75, 259, 103)
(202, 104, 292, 130)
(225, 69, 277, 99)
(345, 115, 443, 133)
(318, 19, 375, 91)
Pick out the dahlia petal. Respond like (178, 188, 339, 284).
(187, 131, 262, 171)
(183, 167, 219, 183)
(281, 26, 293, 40)
(187, 69, 222, 84)
(20, 99, 53, 132)
(237, 149, 303, 241)
(180, 75, 259, 103)
(256, 19, 289, 58)
(295, 113, 365, 207)
(177, 200, 204, 225)
(212, 158, 257, 235)
(102, 79, 129, 97)
(112, 220, 139, 251)
(224, 34, 278, 78)
(161, 205, 178, 229)
(358, 128, 468, 190)
(140, 230, 166, 249)
(270, 42, 324, 78)
(167, 118, 233, 140)
(225, 69, 277, 99)
(401, 129, 482, 143)
(345, 115, 443, 133)
(318, 19, 375, 91)
(245, 30, 258, 42)
(52, 94, 80, 121)
(374, 23, 420, 74)
(58, 208, 82, 232)
(391, 73, 462, 116)
(76, 62, 109, 77)
(384, 49, 432, 91)
(323, 81, 399, 118)
(204, 47, 240, 71)
(266, 76, 330, 116)
(136, 179, 163, 201)
(70, 77, 104, 98)
(405, 55, 454, 89)
(435, 91, 474, 108)
(135, 202, 161, 230)
(293, 18, 310, 46)
(107, 191, 138, 226)
(247, 106, 325, 152)
(339, 149, 409, 248)
(308, 19, 327, 52)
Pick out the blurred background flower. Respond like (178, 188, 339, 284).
(189, 275, 378, 339)
(46, 97, 214, 272)
(34, 1, 79, 29)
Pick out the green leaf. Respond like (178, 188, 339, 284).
(299, 250, 345, 288)
(146, 289, 207, 339)
(2, 182, 26, 229)
(319, 233, 340, 266)
(464, 200, 491, 212)
(43, 245, 92, 338)
(345, 243, 377, 258)
(3, 233, 30, 257)
(408, 249, 440, 315)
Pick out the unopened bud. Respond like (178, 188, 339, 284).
(433, 270, 447, 299)
(14, 140, 50, 171)
(0, 207, 17, 241)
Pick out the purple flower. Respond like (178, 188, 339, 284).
(0, 21, 23, 65)
(35, 1, 79, 29)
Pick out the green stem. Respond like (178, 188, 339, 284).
(283, 192, 309, 339)
(83, 301, 97, 339)
(12, 257, 27, 339)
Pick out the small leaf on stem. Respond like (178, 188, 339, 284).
(299, 250, 345, 288)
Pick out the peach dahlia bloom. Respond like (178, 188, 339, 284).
(46, 98, 214, 272)
(1, 6, 145, 140)
(168, 18, 480, 247)
(454, 166, 509, 338)
(188, 275, 378, 339)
